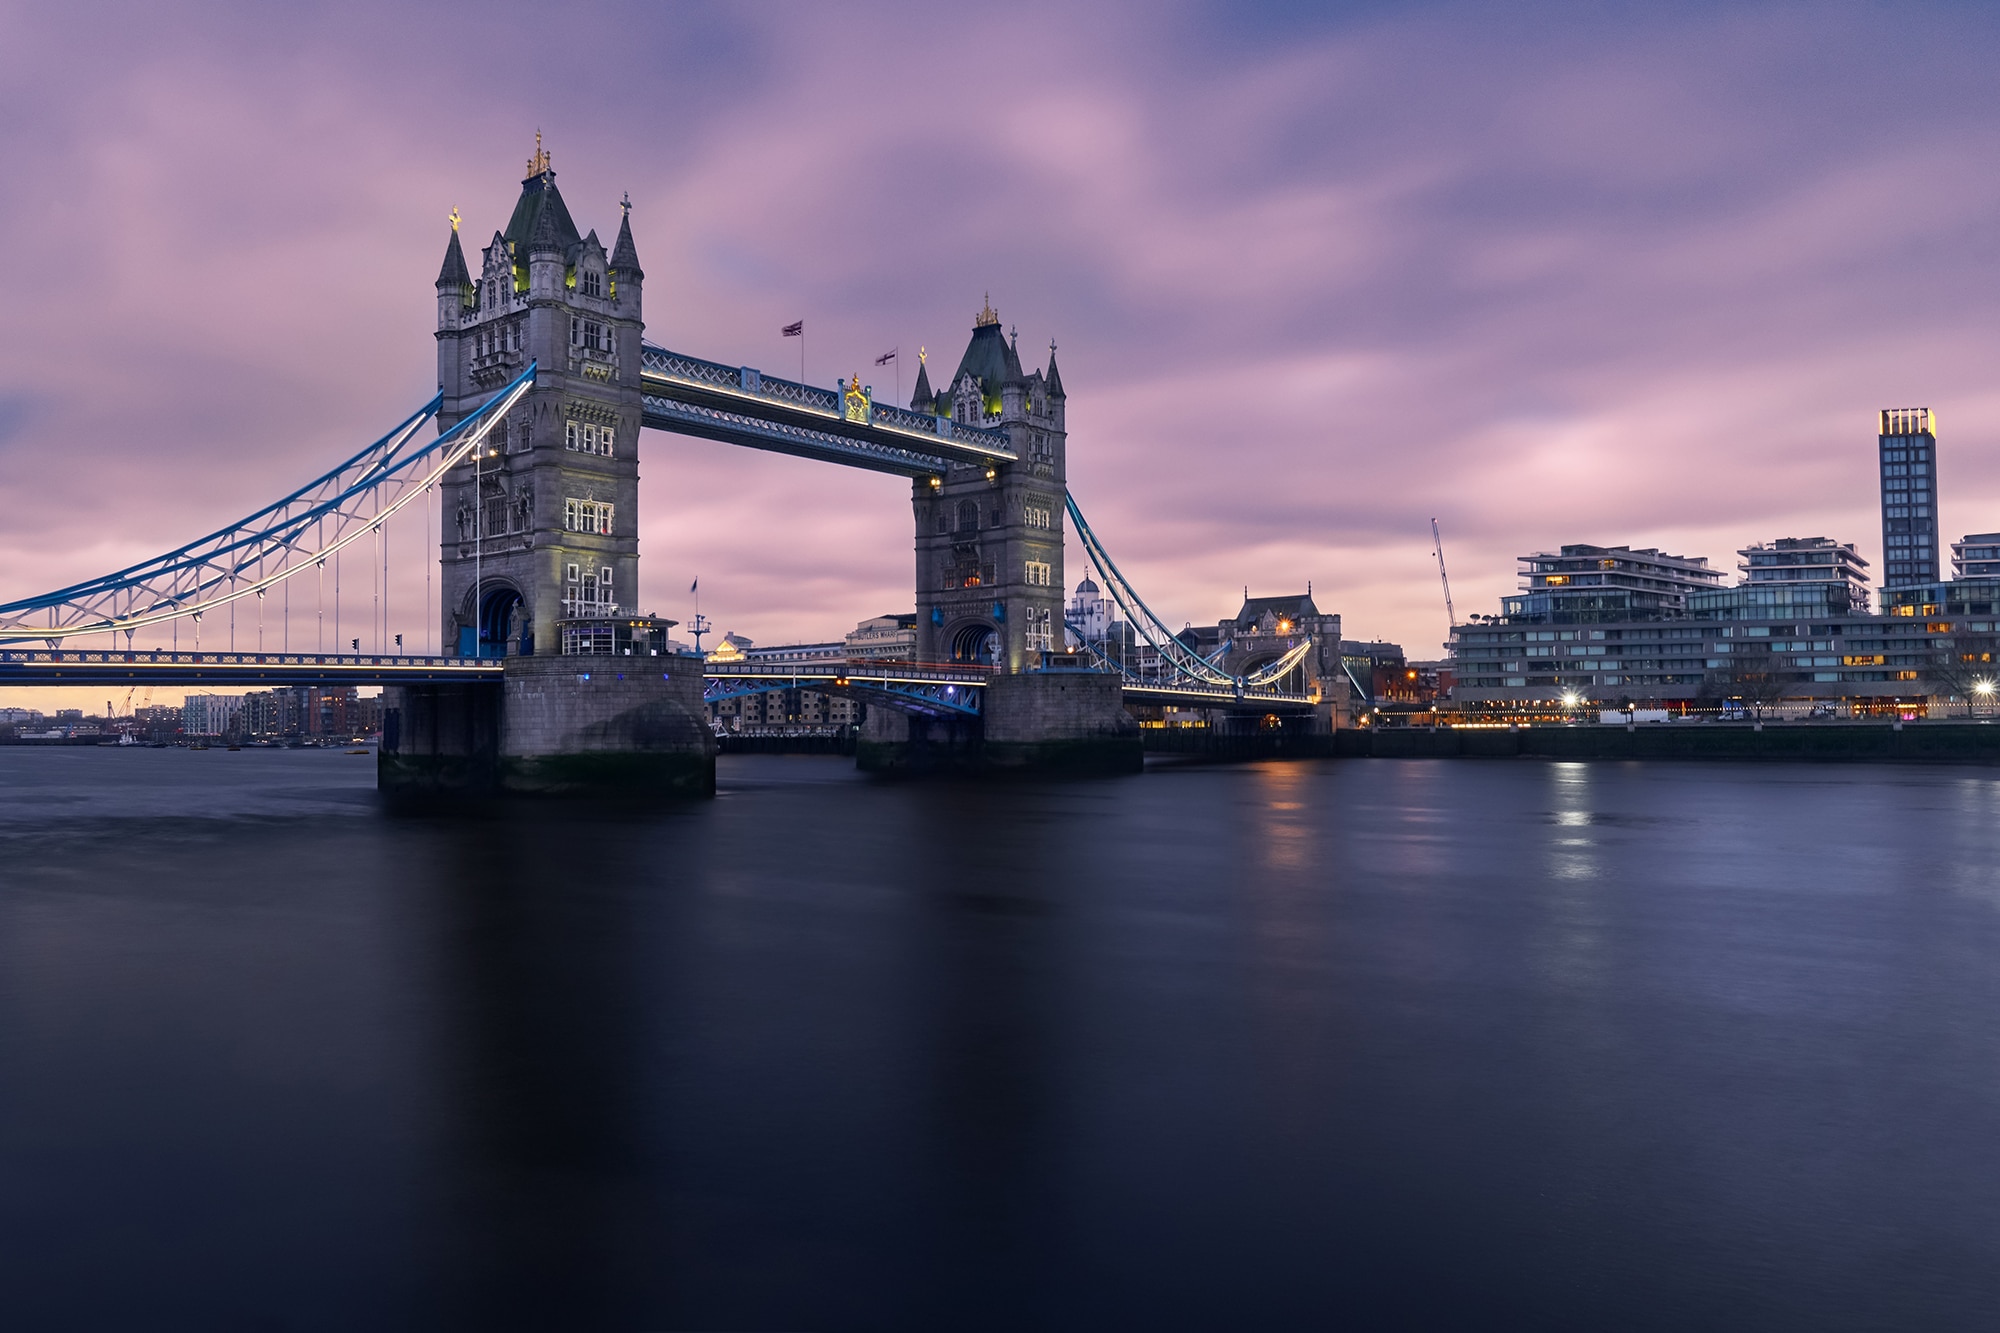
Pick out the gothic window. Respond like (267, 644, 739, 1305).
(1025, 607, 1054, 653)
(566, 563, 580, 584)
(1025, 561, 1052, 587)
(935, 511, 948, 535)
(957, 500, 979, 532)
(582, 269, 603, 298)
(1023, 504, 1053, 530)
(566, 421, 579, 451)
(563, 498, 614, 535)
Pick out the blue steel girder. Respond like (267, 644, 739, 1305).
(639, 345, 1015, 478)
(0, 648, 501, 687)
(704, 662, 985, 719)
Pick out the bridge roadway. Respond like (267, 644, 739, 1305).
(0, 648, 1317, 716)
(706, 659, 1318, 716)
(0, 648, 502, 687)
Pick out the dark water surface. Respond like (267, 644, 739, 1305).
(0, 749, 1996, 1329)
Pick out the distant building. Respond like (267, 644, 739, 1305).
(1067, 577, 1114, 645)
(182, 693, 243, 738)
(845, 613, 917, 662)
(1503, 544, 1723, 623)
(1879, 407, 1940, 588)
(1951, 533, 2000, 580)
(1691, 537, 1871, 620)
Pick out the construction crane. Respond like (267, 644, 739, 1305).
(1431, 517, 1457, 629)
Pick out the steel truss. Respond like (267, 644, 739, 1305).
(704, 662, 985, 718)
(0, 366, 537, 646)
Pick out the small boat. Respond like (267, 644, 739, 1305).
(345, 748, 369, 755)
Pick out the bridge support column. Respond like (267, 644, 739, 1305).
(855, 709, 982, 776)
(495, 656, 715, 796)
(378, 681, 503, 793)
(981, 671, 1142, 775)
(380, 657, 714, 798)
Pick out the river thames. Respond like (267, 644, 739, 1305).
(0, 748, 1994, 1329)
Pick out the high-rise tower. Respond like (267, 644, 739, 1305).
(908, 300, 1068, 670)
(1878, 407, 1939, 589)
(433, 140, 649, 657)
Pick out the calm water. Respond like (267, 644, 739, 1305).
(0, 749, 1996, 1329)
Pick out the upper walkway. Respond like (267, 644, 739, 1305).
(639, 345, 1016, 476)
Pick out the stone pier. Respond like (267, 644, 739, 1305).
(380, 654, 715, 798)
(856, 670, 1141, 776)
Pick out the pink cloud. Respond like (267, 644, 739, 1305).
(4, 0, 2000, 716)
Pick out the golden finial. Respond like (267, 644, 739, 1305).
(526, 129, 551, 177)
(919, 346, 926, 365)
(976, 293, 999, 328)
(449, 207, 460, 233)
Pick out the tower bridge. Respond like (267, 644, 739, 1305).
(0, 146, 1343, 790)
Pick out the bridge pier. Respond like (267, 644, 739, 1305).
(855, 671, 1141, 776)
(380, 655, 715, 798)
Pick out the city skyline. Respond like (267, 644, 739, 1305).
(4, 2, 2000, 711)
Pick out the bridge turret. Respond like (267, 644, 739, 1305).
(912, 300, 1068, 671)
(434, 141, 646, 662)
(435, 217, 473, 333)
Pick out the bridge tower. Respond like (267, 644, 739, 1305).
(909, 300, 1068, 672)
(433, 138, 649, 659)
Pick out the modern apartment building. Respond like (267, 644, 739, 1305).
(1690, 537, 1870, 620)
(1879, 407, 1940, 588)
(1502, 544, 1723, 623)
(1951, 534, 2000, 580)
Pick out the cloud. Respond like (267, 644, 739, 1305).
(3, 0, 1999, 681)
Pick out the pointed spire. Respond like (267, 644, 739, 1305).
(1045, 338, 1065, 398)
(527, 194, 566, 255)
(611, 203, 644, 279)
(910, 353, 934, 412)
(436, 222, 471, 289)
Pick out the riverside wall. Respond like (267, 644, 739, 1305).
(1334, 722, 2000, 763)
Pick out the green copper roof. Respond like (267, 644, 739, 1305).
(504, 171, 582, 257)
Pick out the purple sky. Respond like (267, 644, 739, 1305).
(4, 1, 1999, 707)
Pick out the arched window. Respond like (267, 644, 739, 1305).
(957, 500, 979, 532)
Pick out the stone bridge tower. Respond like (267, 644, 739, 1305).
(908, 299, 1068, 671)
(433, 138, 647, 658)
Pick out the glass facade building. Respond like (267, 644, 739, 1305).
(1501, 544, 1723, 623)
(1950, 534, 2000, 580)
(1879, 407, 1939, 588)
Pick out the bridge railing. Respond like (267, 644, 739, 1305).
(0, 649, 496, 669)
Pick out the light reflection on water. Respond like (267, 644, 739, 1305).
(0, 749, 1996, 1330)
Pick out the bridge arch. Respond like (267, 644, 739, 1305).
(948, 620, 999, 665)
(455, 580, 531, 658)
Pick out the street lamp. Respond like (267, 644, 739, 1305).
(1974, 679, 1994, 718)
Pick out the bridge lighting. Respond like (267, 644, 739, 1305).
(985, 467, 997, 481)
